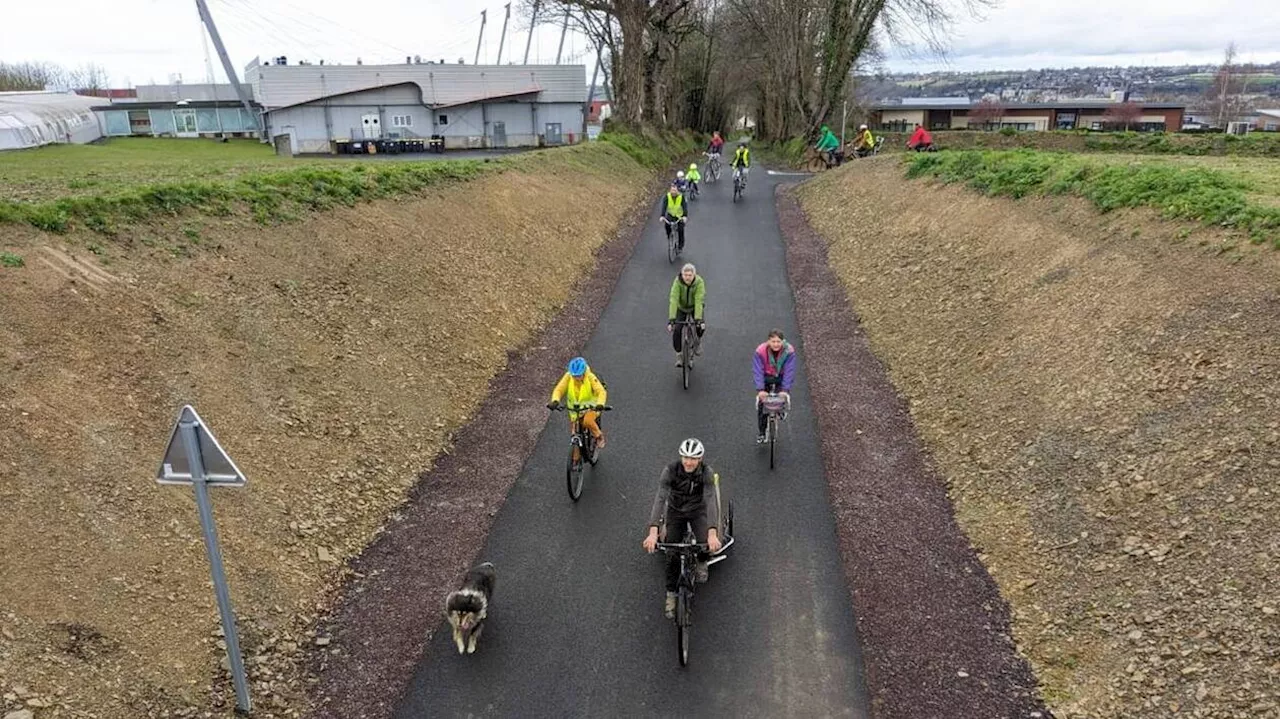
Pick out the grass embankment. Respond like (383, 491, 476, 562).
(798, 160, 1280, 719)
(0, 138, 492, 234)
(0, 133, 700, 236)
(906, 150, 1280, 247)
(0, 136, 674, 718)
(880, 130, 1280, 158)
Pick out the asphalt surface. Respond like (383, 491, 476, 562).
(395, 167, 871, 718)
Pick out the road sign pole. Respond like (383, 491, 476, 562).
(180, 418, 252, 713)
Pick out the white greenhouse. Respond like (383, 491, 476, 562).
(0, 91, 103, 151)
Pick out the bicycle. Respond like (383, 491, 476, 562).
(804, 147, 844, 173)
(757, 390, 791, 469)
(732, 166, 748, 202)
(705, 152, 722, 183)
(662, 215, 686, 264)
(671, 317, 702, 390)
(550, 403, 612, 501)
(655, 500, 735, 667)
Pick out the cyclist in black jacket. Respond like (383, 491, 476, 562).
(642, 438, 724, 618)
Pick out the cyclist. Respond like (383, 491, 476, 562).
(853, 123, 876, 158)
(642, 438, 724, 618)
(668, 262, 706, 367)
(674, 170, 689, 195)
(686, 162, 702, 197)
(907, 123, 935, 152)
(730, 139, 750, 190)
(546, 356, 608, 449)
(753, 329, 796, 444)
(815, 124, 841, 166)
(707, 130, 724, 156)
(659, 183, 689, 252)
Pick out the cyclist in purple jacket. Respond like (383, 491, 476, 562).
(753, 329, 796, 444)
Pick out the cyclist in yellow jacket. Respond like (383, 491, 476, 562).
(547, 356, 608, 449)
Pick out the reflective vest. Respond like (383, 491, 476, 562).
(665, 193, 685, 218)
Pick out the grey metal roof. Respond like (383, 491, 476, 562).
(246, 62, 587, 110)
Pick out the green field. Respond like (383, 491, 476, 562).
(906, 149, 1280, 247)
(0, 137, 315, 203)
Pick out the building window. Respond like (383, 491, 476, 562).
(1267, 122, 1278, 131)
(437, 114, 449, 126)
(391, 115, 413, 128)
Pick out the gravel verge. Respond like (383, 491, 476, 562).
(302, 174, 669, 719)
(775, 184, 1051, 719)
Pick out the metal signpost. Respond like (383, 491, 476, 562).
(156, 405, 252, 714)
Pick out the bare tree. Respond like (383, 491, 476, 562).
(1206, 42, 1251, 129)
(1103, 100, 1144, 131)
(0, 61, 64, 91)
(968, 97, 1004, 130)
(68, 63, 111, 92)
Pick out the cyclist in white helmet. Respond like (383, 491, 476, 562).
(642, 438, 724, 618)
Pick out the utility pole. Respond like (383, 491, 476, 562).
(200, 14, 216, 85)
(474, 10, 487, 65)
(555, 9, 569, 64)
(523, 0, 540, 64)
(584, 43, 602, 138)
(194, 0, 264, 138)
(496, 3, 512, 65)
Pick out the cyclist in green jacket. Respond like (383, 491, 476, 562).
(668, 262, 706, 367)
(816, 124, 841, 165)
(686, 162, 702, 197)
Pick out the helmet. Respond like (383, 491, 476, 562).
(677, 170, 685, 179)
(678, 438, 705, 458)
(859, 124, 868, 130)
(689, 162, 698, 171)
(681, 262, 696, 275)
(567, 357, 587, 377)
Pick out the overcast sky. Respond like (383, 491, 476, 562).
(2, 0, 1278, 87)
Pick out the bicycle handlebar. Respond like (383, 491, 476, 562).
(655, 542, 708, 553)
(550, 403, 612, 412)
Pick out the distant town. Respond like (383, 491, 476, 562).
(858, 61, 1280, 109)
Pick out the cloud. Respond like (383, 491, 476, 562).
(882, 0, 1280, 71)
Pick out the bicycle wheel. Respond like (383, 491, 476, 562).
(667, 227, 676, 264)
(769, 415, 777, 470)
(566, 441, 584, 501)
(681, 331, 691, 390)
(733, 178, 741, 203)
(676, 586, 692, 666)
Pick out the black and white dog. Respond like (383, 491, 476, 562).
(444, 562, 496, 655)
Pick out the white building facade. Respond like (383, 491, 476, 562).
(245, 60, 588, 154)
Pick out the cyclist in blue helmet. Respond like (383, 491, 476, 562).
(547, 356, 609, 448)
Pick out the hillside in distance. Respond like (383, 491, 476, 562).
(858, 61, 1280, 107)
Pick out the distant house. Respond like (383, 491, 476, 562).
(1255, 110, 1280, 132)
(869, 99, 1186, 133)
(587, 100, 611, 124)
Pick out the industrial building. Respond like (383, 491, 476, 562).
(245, 59, 589, 154)
(92, 83, 262, 139)
(0, 91, 103, 150)
(870, 98, 1187, 132)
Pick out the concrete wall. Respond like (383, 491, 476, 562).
(267, 85, 585, 153)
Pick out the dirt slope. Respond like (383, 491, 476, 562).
(0, 144, 650, 717)
(795, 157, 1280, 719)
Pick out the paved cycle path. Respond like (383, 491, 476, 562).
(396, 168, 870, 717)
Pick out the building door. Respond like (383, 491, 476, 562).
(491, 121, 507, 148)
(173, 110, 198, 137)
(361, 114, 381, 139)
(545, 122, 562, 145)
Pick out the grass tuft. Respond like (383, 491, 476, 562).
(907, 150, 1280, 246)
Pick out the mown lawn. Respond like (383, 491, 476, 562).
(0, 137, 314, 203)
(906, 149, 1280, 247)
